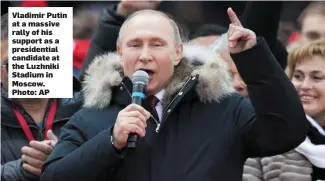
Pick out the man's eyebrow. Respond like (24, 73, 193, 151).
(151, 37, 168, 44)
(126, 38, 141, 43)
(126, 36, 169, 43)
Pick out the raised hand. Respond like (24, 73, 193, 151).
(227, 8, 257, 54)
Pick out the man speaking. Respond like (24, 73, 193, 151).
(40, 8, 308, 181)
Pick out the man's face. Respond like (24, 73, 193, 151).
(1, 39, 8, 90)
(300, 14, 325, 45)
(117, 13, 183, 96)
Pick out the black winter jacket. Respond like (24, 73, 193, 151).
(41, 39, 309, 181)
(1, 81, 83, 181)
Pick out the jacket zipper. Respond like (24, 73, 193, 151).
(158, 76, 193, 132)
(122, 76, 193, 133)
(162, 77, 192, 116)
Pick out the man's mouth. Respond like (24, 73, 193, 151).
(139, 69, 154, 77)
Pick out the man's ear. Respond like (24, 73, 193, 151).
(174, 43, 183, 66)
(117, 44, 124, 66)
(117, 44, 122, 57)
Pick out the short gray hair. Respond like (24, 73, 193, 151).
(1, 13, 8, 40)
(117, 10, 182, 46)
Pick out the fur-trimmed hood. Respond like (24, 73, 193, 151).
(82, 44, 235, 109)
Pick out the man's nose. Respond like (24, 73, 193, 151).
(139, 47, 153, 63)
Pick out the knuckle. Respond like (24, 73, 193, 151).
(139, 128, 144, 134)
(136, 111, 141, 117)
(21, 146, 28, 153)
(45, 147, 52, 154)
(130, 104, 136, 109)
(35, 160, 44, 167)
(22, 163, 27, 169)
(22, 155, 27, 162)
(118, 111, 124, 118)
(36, 152, 44, 159)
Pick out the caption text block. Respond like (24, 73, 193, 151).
(8, 7, 73, 98)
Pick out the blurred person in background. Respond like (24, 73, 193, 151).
(190, 24, 227, 46)
(287, 1, 325, 52)
(72, 9, 98, 78)
(1, 13, 82, 181)
(298, 2, 325, 45)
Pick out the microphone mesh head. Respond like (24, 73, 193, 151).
(131, 70, 150, 85)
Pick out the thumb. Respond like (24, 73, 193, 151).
(47, 130, 58, 142)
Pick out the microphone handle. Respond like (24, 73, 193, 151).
(127, 83, 146, 149)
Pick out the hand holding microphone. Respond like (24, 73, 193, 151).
(111, 70, 151, 150)
(112, 104, 150, 150)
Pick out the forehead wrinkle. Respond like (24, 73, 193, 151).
(125, 31, 172, 43)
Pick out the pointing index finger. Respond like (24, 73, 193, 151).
(227, 7, 242, 26)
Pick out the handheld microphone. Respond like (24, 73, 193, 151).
(127, 70, 150, 148)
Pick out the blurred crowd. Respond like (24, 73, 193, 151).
(1, 1, 325, 181)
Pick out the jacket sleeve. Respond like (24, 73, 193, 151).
(1, 159, 25, 181)
(79, 3, 125, 81)
(1, 159, 38, 181)
(240, 2, 287, 69)
(40, 113, 122, 181)
(231, 38, 309, 158)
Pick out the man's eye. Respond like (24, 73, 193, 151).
(130, 44, 139, 48)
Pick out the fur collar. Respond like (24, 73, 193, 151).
(82, 43, 235, 109)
